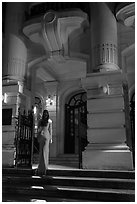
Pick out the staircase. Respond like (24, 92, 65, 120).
(33, 154, 80, 168)
(50, 154, 79, 168)
(2, 167, 135, 202)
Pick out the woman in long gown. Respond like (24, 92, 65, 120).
(37, 110, 52, 175)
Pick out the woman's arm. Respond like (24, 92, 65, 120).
(49, 119, 53, 143)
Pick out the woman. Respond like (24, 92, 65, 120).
(37, 110, 52, 175)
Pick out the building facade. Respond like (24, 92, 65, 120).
(2, 2, 135, 170)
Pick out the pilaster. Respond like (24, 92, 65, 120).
(2, 80, 31, 166)
(81, 72, 133, 170)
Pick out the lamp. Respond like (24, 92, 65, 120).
(33, 106, 37, 114)
(2, 93, 8, 103)
(46, 95, 54, 106)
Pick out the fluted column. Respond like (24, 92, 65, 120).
(3, 3, 27, 81)
(90, 3, 119, 72)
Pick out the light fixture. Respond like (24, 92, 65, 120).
(102, 85, 109, 94)
(2, 93, 8, 103)
(46, 95, 54, 106)
(33, 106, 37, 114)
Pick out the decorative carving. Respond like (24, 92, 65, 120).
(94, 43, 119, 72)
(6, 57, 26, 80)
(42, 10, 88, 62)
(23, 10, 88, 63)
(42, 11, 63, 55)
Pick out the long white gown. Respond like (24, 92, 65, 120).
(37, 119, 52, 175)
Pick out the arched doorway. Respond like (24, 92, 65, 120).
(64, 92, 88, 166)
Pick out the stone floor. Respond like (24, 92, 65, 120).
(32, 163, 79, 170)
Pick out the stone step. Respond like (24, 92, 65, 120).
(53, 154, 79, 158)
(33, 154, 79, 167)
(50, 157, 79, 162)
(34, 154, 79, 161)
(3, 167, 135, 179)
(2, 193, 95, 202)
(3, 174, 134, 190)
(2, 167, 33, 176)
(3, 183, 135, 202)
(49, 162, 79, 168)
(2, 167, 135, 202)
(46, 169, 135, 179)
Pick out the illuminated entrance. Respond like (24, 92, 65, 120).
(65, 92, 88, 159)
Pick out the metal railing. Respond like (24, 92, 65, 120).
(14, 108, 34, 168)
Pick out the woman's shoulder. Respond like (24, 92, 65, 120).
(48, 119, 52, 124)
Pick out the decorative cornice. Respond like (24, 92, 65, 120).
(116, 3, 135, 28)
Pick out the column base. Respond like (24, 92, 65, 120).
(2, 148, 15, 167)
(97, 64, 119, 72)
(82, 149, 133, 170)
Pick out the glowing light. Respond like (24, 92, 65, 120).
(31, 199, 47, 202)
(31, 186, 44, 189)
(2, 93, 8, 103)
(34, 106, 37, 114)
(46, 95, 54, 106)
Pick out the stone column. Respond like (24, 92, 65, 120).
(81, 3, 133, 170)
(90, 3, 119, 72)
(3, 3, 27, 81)
(2, 3, 27, 166)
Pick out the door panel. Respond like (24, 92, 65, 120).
(65, 92, 87, 162)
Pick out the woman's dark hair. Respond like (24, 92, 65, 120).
(40, 110, 49, 126)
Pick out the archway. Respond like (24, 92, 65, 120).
(64, 92, 88, 166)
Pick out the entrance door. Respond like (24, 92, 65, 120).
(65, 92, 87, 167)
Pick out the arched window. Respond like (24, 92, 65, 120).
(65, 92, 87, 161)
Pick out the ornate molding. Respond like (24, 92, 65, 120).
(23, 10, 88, 62)
(41, 10, 88, 62)
(42, 11, 63, 55)
(116, 3, 135, 28)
